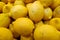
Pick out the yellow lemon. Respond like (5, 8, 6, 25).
(13, 18, 34, 36)
(14, 0, 25, 6)
(34, 25, 60, 40)
(51, 0, 60, 9)
(37, 0, 53, 7)
(35, 21, 44, 27)
(20, 36, 33, 40)
(10, 5, 27, 19)
(26, 3, 32, 10)
(3, 2, 13, 13)
(0, 2, 5, 13)
(49, 18, 60, 31)
(0, 14, 11, 28)
(29, 1, 44, 23)
(9, 24, 19, 38)
(53, 6, 60, 18)
(0, 27, 13, 40)
(43, 7, 52, 20)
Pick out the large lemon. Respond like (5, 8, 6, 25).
(34, 25, 60, 40)
(0, 27, 13, 40)
(13, 18, 34, 36)
(49, 18, 60, 31)
(0, 2, 5, 13)
(3, 2, 13, 13)
(29, 1, 44, 23)
(37, 0, 53, 7)
(53, 6, 60, 18)
(43, 7, 52, 20)
(0, 14, 11, 28)
(10, 5, 27, 19)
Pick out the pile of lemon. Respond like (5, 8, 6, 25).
(0, 0, 60, 40)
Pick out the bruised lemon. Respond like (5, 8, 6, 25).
(0, 14, 11, 28)
(10, 5, 27, 19)
(49, 18, 60, 31)
(53, 6, 60, 18)
(29, 1, 44, 23)
(3, 2, 13, 13)
(34, 25, 60, 40)
(9, 24, 19, 38)
(0, 2, 5, 13)
(13, 18, 34, 36)
(43, 7, 52, 20)
(0, 27, 13, 40)
(37, 0, 53, 7)
(14, 0, 25, 6)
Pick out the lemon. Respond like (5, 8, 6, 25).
(53, 6, 60, 18)
(37, 0, 53, 7)
(51, 0, 60, 9)
(10, 5, 27, 19)
(20, 36, 33, 40)
(43, 7, 52, 20)
(35, 21, 44, 27)
(49, 18, 60, 31)
(9, 24, 19, 38)
(0, 14, 11, 28)
(1, 0, 8, 3)
(26, 3, 32, 10)
(34, 25, 60, 40)
(29, 1, 44, 23)
(3, 2, 13, 13)
(8, 0, 15, 3)
(0, 2, 5, 13)
(14, 0, 25, 6)
(13, 18, 34, 36)
(0, 27, 13, 40)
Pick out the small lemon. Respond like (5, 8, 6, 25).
(13, 18, 34, 36)
(34, 25, 60, 40)
(10, 5, 27, 19)
(9, 24, 19, 38)
(37, 0, 53, 7)
(3, 2, 13, 13)
(0, 14, 11, 28)
(43, 7, 52, 20)
(35, 21, 44, 27)
(0, 2, 5, 13)
(29, 1, 44, 23)
(14, 0, 25, 6)
(26, 3, 32, 10)
(20, 36, 33, 40)
(53, 6, 60, 18)
(49, 18, 60, 31)
(0, 27, 13, 40)
(51, 0, 60, 9)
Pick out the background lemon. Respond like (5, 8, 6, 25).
(0, 14, 11, 28)
(37, 0, 53, 7)
(49, 18, 60, 31)
(13, 18, 34, 36)
(53, 6, 60, 18)
(43, 7, 52, 20)
(29, 1, 44, 23)
(34, 25, 60, 40)
(0, 27, 13, 40)
(10, 5, 27, 19)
